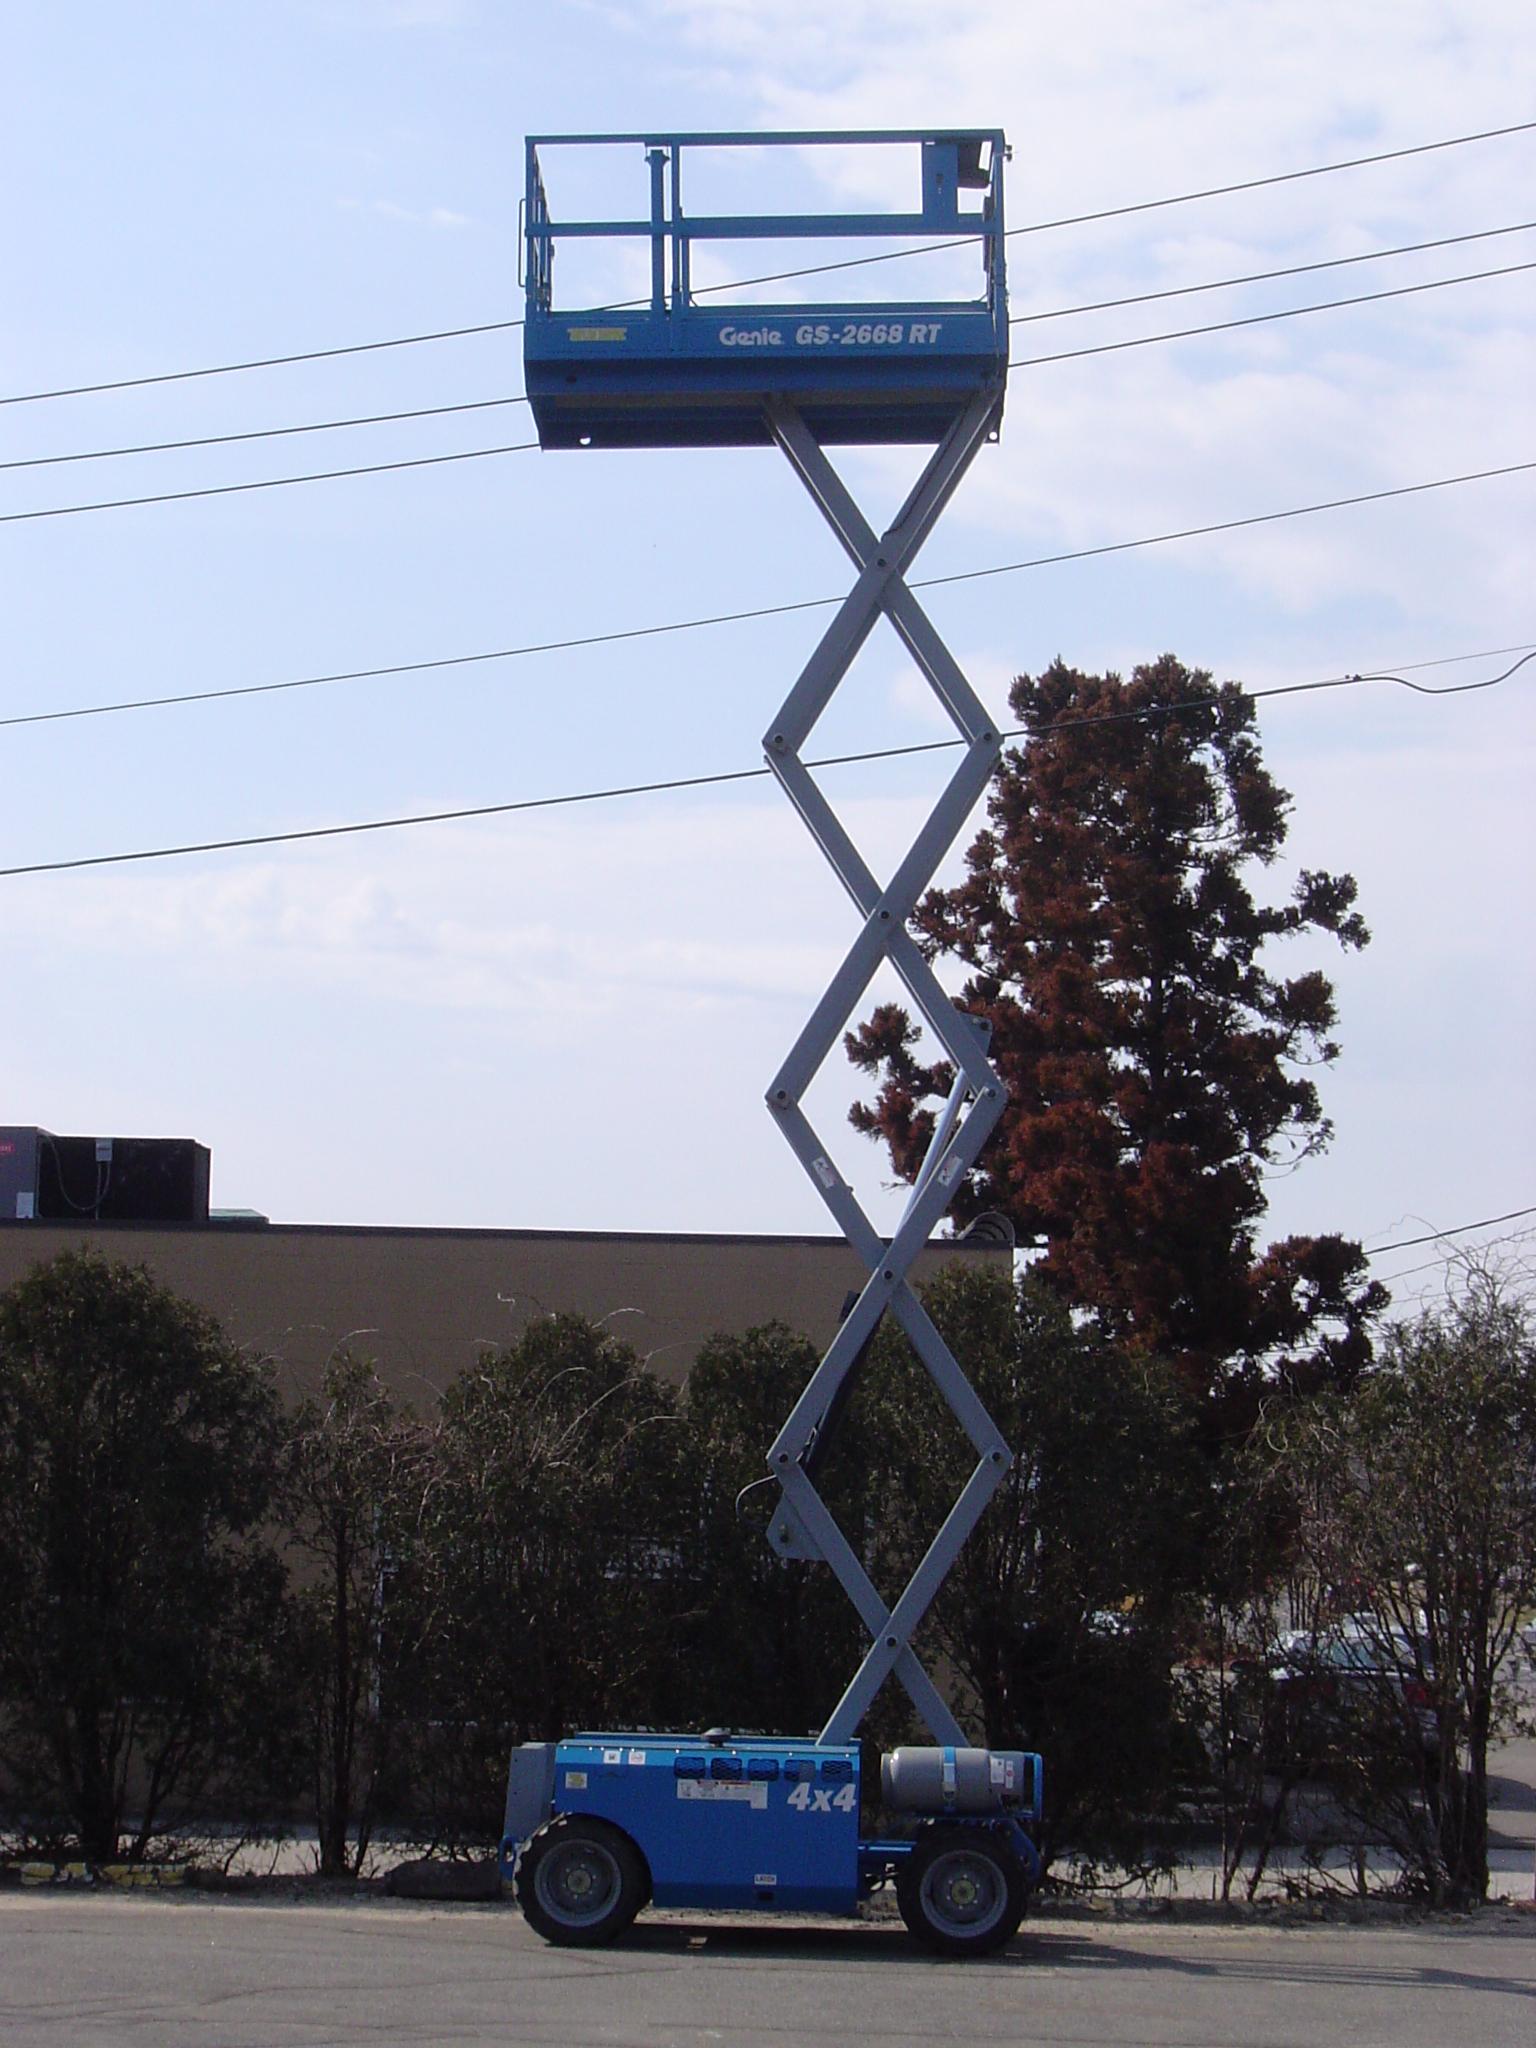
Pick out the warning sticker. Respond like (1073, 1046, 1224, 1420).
(676, 1781, 768, 1809)
(564, 1770, 588, 1790)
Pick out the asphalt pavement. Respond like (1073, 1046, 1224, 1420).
(3, 1892, 1534, 2048)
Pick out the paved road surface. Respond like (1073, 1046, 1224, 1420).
(3, 1895, 1533, 2048)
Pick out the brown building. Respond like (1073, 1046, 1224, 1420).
(0, 1217, 1004, 1405)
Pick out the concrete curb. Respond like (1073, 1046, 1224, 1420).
(6, 1861, 190, 1890)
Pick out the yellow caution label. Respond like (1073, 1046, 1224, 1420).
(567, 327, 627, 342)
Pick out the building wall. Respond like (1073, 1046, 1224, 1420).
(0, 1220, 1005, 1405)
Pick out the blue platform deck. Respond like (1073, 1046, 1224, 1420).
(523, 132, 1009, 450)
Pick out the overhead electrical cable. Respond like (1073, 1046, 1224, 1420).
(998, 118, 1536, 239)
(1007, 257, 1536, 371)
(1373, 1219, 1536, 1287)
(4, 471, 1532, 733)
(697, 179, 1536, 301)
(1006, 219, 1536, 326)
(908, 461, 1536, 596)
(1365, 1206, 1536, 1258)
(5, 265, 1530, 524)
(0, 439, 542, 524)
(1, 651, 1528, 881)
(0, 318, 525, 408)
(5, 625, 1529, 736)
(11, 222, 1532, 477)
(0, 393, 533, 473)
(4, 117, 1531, 409)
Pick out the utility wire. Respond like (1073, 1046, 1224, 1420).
(1365, 1206, 1536, 1259)
(0, 393, 533, 473)
(1006, 219, 1536, 326)
(11, 222, 1532, 477)
(5, 473, 1533, 733)
(1373, 1220, 1536, 1288)
(909, 460, 1536, 597)
(0, 318, 524, 409)
(1, 650, 1528, 881)
(6, 263, 1530, 524)
(1008, 257, 1536, 372)
(708, 119, 1536, 294)
(0, 439, 541, 524)
(1001, 118, 1536, 240)
(716, 120, 1536, 292)
(4, 118, 1531, 409)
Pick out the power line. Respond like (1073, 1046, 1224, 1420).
(1366, 1206, 1536, 1259)
(12, 223, 1532, 478)
(1044, 648, 1534, 734)
(1009, 257, 1536, 372)
(4, 469, 1532, 734)
(912, 461, 1536, 596)
(1373, 1219, 1536, 1288)
(1, 649, 1528, 882)
(0, 393, 532, 473)
(784, 118, 1536, 293)
(5, 118, 1531, 410)
(0, 318, 524, 409)
(1001, 117, 1536, 241)
(0, 439, 541, 525)
(1007, 219, 1536, 326)
(584, 121, 1536, 298)
(7, 264, 1530, 525)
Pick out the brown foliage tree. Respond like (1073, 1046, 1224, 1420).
(847, 655, 1386, 1403)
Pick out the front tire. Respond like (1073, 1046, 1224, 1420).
(515, 1815, 647, 1947)
(896, 1825, 1027, 1958)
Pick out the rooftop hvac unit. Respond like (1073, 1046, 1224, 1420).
(0, 1128, 211, 1223)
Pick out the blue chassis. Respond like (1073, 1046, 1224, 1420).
(500, 1733, 1043, 1916)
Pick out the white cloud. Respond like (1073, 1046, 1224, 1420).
(611, 5, 1536, 650)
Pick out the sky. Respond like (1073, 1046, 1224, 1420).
(2, 1, 1532, 1312)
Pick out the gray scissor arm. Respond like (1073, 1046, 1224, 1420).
(757, 386, 1014, 1748)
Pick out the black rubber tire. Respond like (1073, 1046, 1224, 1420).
(895, 1825, 1028, 1958)
(515, 1815, 648, 1947)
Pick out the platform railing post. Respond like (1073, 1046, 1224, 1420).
(669, 142, 688, 311)
(647, 145, 667, 314)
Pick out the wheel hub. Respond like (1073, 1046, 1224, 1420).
(544, 1845, 616, 1920)
(926, 1849, 1001, 1932)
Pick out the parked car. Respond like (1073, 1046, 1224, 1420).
(1252, 1626, 1438, 1770)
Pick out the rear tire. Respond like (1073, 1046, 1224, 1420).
(896, 1825, 1027, 1958)
(515, 1815, 647, 1947)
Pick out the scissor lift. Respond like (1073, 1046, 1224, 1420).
(502, 131, 1042, 1958)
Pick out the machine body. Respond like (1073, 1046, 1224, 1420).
(504, 130, 1043, 1957)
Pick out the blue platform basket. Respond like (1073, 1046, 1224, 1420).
(523, 131, 1009, 451)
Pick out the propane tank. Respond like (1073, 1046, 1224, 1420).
(881, 1745, 1030, 1814)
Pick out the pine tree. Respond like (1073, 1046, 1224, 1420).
(847, 655, 1385, 1401)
